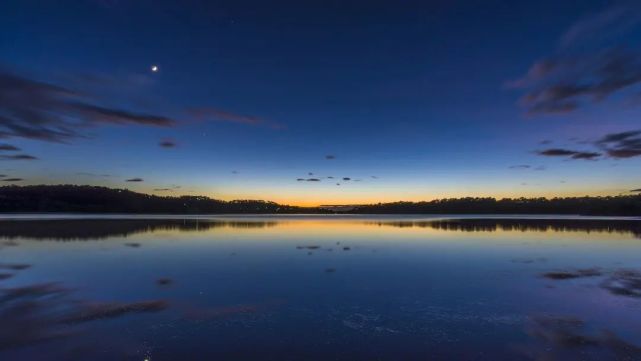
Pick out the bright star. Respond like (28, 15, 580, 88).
(151, 65, 159, 72)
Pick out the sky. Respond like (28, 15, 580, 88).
(1, 0, 640, 206)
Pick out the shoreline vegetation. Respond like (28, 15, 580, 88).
(0, 185, 639, 216)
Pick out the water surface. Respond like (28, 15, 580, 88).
(1, 215, 641, 360)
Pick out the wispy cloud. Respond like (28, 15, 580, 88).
(125, 178, 143, 182)
(595, 130, 641, 158)
(537, 148, 601, 160)
(0, 154, 37, 161)
(0, 144, 19, 151)
(508, 4, 641, 114)
(0, 69, 175, 143)
(187, 107, 284, 129)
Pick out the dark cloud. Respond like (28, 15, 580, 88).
(0, 144, 19, 151)
(306, 178, 321, 182)
(537, 148, 601, 160)
(325, 155, 336, 160)
(571, 151, 601, 160)
(596, 130, 641, 158)
(509, 164, 531, 169)
(0, 154, 37, 160)
(0, 154, 38, 160)
(125, 178, 143, 182)
(154, 188, 173, 192)
(2, 178, 23, 182)
(187, 107, 284, 129)
(508, 4, 641, 115)
(0, 70, 175, 143)
(631, 189, 641, 192)
(343, 177, 351, 181)
(296, 178, 305, 181)
(538, 149, 577, 156)
(159, 139, 176, 148)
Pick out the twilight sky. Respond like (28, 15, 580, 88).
(1, 0, 640, 206)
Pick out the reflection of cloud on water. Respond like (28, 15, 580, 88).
(542, 268, 641, 298)
(0, 281, 168, 351)
(519, 315, 641, 361)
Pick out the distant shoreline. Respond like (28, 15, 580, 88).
(0, 185, 639, 216)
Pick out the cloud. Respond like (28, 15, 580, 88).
(508, 5, 641, 114)
(596, 130, 641, 158)
(0, 69, 175, 143)
(159, 139, 176, 148)
(187, 107, 284, 129)
(153, 188, 173, 191)
(631, 189, 641, 192)
(76, 172, 111, 177)
(325, 155, 336, 160)
(537, 148, 602, 160)
(0, 154, 37, 160)
(343, 177, 351, 181)
(306, 178, 320, 182)
(125, 178, 143, 182)
(560, 5, 641, 48)
(509, 164, 531, 169)
(0, 144, 19, 151)
(2, 178, 23, 182)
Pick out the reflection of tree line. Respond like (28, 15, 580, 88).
(0, 219, 277, 241)
(369, 219, 641, 238)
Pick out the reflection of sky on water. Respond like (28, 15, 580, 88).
(1, 216, 641, 360)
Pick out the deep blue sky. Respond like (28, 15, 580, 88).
(1, 0, 640, 205)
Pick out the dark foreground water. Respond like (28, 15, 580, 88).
(1, 215, 641, 361)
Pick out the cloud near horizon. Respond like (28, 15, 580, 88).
(125, 178, 143, 182)
(537, 148, 602, 160)
(596, 130, 641, 158)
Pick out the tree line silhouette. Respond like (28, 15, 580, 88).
(0, 185, 639, 216)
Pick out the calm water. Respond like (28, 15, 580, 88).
(1, 215, 641, 361)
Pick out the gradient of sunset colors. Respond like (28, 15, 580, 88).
(1, 0, 640, 206)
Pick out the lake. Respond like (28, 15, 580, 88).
(1, 215, 641, 360)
